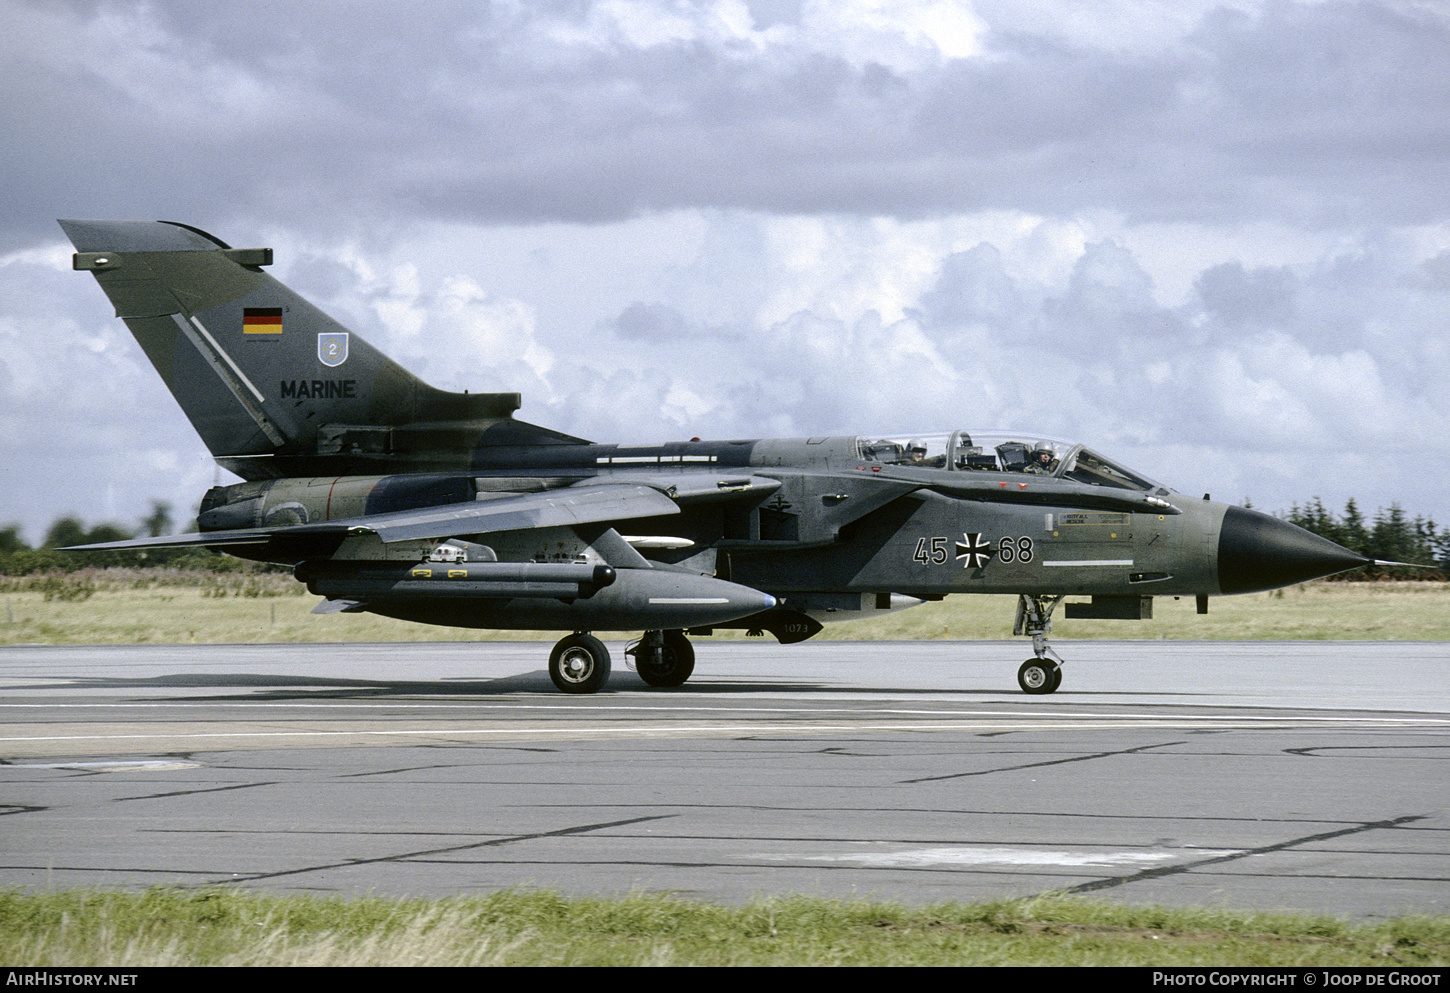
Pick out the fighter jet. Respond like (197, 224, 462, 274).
(59, 219, 1376, 694)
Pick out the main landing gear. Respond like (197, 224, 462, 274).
(626, 629, 696, 688)
(548, 633, 611, 694)
(1014, 594, 1065, 695)
(548, 629, 697, 693)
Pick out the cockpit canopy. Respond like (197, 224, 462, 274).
(856, 432, 1171, 494)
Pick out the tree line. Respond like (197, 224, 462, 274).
(1, 496, 1445, 579)
(0, 503, 255, 575)
(1283, 498, 1448, 578)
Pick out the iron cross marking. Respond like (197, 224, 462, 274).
(956, 532, 993, 569)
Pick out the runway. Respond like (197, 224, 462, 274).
(1, 639, 1446, 917)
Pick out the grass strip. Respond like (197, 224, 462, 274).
(2, 888, 1447, 967)
(3, 577, 1449, 645)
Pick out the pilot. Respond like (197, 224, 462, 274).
(904, 439, 947, 468)
(1026, 442, 1058, 474)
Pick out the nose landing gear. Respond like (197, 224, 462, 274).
(1015, 594, 1065, 694)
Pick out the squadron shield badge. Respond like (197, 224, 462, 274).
(318, 332, 349, 367)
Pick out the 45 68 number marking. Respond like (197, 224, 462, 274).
(913, 532, 1034, 569)
(995, 535, 1034, 564)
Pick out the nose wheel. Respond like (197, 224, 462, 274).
(1014, 594, 1065, 694)
(1018, 657, 1062, 694)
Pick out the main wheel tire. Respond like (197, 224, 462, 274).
(636, 632, 695, 688)
(549, 634, 611, 694)
(1018, 658, 1059, 695)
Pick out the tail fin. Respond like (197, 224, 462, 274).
(59, 219, 580, 479)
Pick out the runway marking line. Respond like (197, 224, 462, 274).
(756, 846, 1224, 868)
(1, 714, 1442, 749)
(2, 701, 1445, 728)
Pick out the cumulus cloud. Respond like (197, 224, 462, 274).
(9, 0, 1449, 246)
(0, 0, 1447, 540)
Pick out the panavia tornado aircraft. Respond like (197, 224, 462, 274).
(60, 219, 1378, 694)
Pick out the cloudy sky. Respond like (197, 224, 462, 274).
(2, 0, 1447, 544)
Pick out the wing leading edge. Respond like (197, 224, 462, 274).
(64, 482, 686, 553)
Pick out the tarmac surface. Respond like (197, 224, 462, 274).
(1, 639, 1446, 917)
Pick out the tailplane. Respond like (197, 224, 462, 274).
(59, 219, 579, 479)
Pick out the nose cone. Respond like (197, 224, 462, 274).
(1217, 505, 1371, 595)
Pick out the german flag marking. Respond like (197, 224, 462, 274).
(243, 307, 283, 334)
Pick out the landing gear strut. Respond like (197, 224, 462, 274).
(549, 632, 611, 694)
(1014, 594, 1064, 695)
(626, 629, 696, 687)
